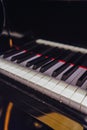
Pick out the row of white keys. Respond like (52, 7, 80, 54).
(60, 68, 87, 112)
(49, 67, 87, 110)
(51, 67, 82, 100)
(0, 58, 87, 114)
(66, 68, 87, 111)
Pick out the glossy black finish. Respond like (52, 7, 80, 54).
(76, 71, 87, 87)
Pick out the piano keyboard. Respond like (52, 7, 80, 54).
(0, 39, 87, 114)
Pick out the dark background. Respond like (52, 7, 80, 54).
(3, 0, 87, 48)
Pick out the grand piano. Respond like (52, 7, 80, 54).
(0, 0, 87, 130)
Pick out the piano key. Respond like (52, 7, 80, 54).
(11, 50, 29, 61)
(61, 53, 87, 81)
(3, 41, 36, 58)
(52, 81, 68, 100)
(17, 53, 35, 63)
(70, 67, 86, 86)
(40, 50, 73, 73)
(44, 61, 65, 76)
(81, 96, 87, 114)
(59, 68, 86, 105)
(1, 57, 87, 114)
(63, 51, 77, 62)
(42, 78, 60, 96)
(76, 71, 87, 87)
(40, 59, 59, 73)
(3, 49, 20, 58)
(29, 73, 44, 83)
(33, 57, 52, 70)
(81, 80, 87, 90)
(11, 43, 39, 61)
(60, 85, 78, 105)
(26, 56, 46, 67)
(61, 66, 78, 81)
(65, 67, 85, 85)
(55, 64, 73, 80)
(69, 88, 86, 110)
(36, 76, 52, 87)
(52, 63, 70, 77)
(21, 55, 40, 67)
(3, 47, 16, 56)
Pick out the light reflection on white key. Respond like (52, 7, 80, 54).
(44, 78, 60, 90)
(60, 85, 78, 105)
(44, 61, 64, 76)
(29, 73, 44, 83)
(81, 96, 87, 114)
(52, 81, 68, 100)
(24, 71, 37, 80)
(37, 76, 52, 86)
(69, 88, 87, 110)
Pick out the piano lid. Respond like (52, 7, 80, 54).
(3, 0, 87, 48)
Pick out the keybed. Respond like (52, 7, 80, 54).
(0, 39, 87, 114)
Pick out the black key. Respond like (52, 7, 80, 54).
(26, 56, 46, 67)
(40, 59, 58, 73)
(61, 50, 73, 61)
(3, 41, 36, 58)
(33, 57, 51, 70)
(26, 47, 61, 67)
(11, 43, 39, 61)
(76, 71, 87, 87)
(67, 52, 82, 63)
(40, 50, 74, 73)
(4, 47, 16, 55)
(3, 48, 19, 58)
(79, 54, 87, 67)
(61, 53, 87, 80)
(52, 52, 83, 77)
(17, 53, 35, 63)
(61, 66, 78, 81)
(42, 47, 60, 58)
(52, 63, 70, 77)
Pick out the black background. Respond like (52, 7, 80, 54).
(3, 0, 87, 48)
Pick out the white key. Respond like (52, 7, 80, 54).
(52, 81, 68, 100)
(81, 96, 87, 114)
(37, 76, 52, 86)
(70, 88, 87, 110)
(43, 78, 60, 96)
(24, 71, 37, 80)
(44, 61, 64, 76)
(29, 73, 44, 83)
(60, 85, 78, 105)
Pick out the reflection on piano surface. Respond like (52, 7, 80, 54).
(0, 0, 87, 130)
